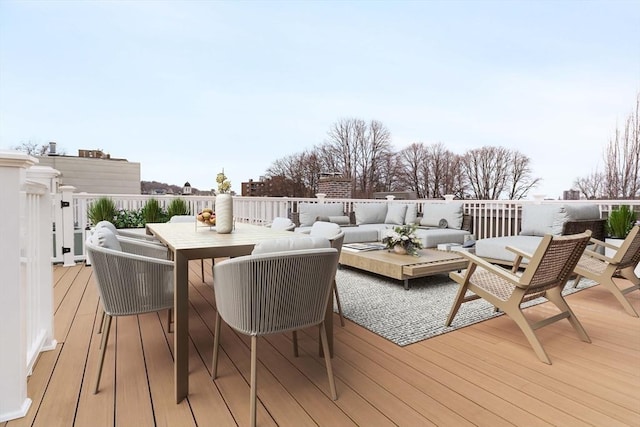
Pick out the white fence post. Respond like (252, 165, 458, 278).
(59, 185, 76, 267)
(0, 150, 37, 422)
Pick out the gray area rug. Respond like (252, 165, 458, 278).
(334, 267, 598, 346)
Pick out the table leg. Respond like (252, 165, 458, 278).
(174, 251, 189, 403)
(404, 278, 410, 290)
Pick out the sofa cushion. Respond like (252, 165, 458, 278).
(475, 235, 543, 264)
(252, 236, 330, 254)
(354, 203, 388, 225)
(298, 203, 344, 227)
(328, 215, 351, 225)
(385, 204, 408, 225)
(414, 228, 470, 248)
(420, 202, 464, 229)
(519, 204, 566, 236)
(405, 204, 418, 225)
(563, 204, 601, 221)
(342, 226, 380, 244)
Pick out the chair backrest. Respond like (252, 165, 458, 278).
(309, 221, 344, 255)
(610, 225, 640, 268)
(270, 217, 296, 231)
(213, 248, 339, 336)
(86, 230, 174, 316)
(169, 215, 196, 223)
(520, 231, 592, 296)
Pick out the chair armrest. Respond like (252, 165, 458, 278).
(582, 248, 611, 262)
(458, 251, 522, 285)
(117, 229, 159, 241)
(506, 245, 533, 272)
(117, 236, 169, 259)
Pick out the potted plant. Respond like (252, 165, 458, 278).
(381, 224, 423, 256)
(606, 205, 637, 239)
(167, 198, 190, 218)
(87, 197, 117, 226)
(142, 198, 165, 224)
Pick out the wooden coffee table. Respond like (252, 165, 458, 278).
(339, 247, 469, 290)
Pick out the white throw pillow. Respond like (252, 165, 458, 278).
(420, 202, 464, 229)
(563, 204, 601, 221)
(520, 204, 565, 236)
(251, 236, 330, 254)
(90, 227, 122, 251)
(404, 204, 418, 225)
(385, 204, 408, 225)
(354, 203, 388, 225)
(328, 215, 351, 225)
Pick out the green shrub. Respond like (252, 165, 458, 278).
(606, 205, 637, 238)
(113, 208, 144, 229)
(167, 198, 190, 218)
(87, 197, 117, 226)
(142, 198, 166, 224)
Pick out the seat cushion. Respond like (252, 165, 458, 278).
(342, 227, 380, 244)
(475, 235, 543, 264)
(414, 228, 470, 248)
(251, 236, 330, 254)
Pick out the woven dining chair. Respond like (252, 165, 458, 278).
(572, 225, 640, 317)
(86, 227, 174, 394)
(211, 246, 339, 427)
(308, 221, 346, 326)
(446, 231, 592, 364)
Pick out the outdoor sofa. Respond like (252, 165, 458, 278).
(475, 203, 606, 266)
(291, 201, 471, 247)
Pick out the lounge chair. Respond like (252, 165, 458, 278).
(573, 225, 640, 317)
(446, 231, 592, 364)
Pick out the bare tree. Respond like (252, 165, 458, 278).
(462, 146, 512, 199)
(573, 172, 604, 199)
(397, 143, 428, 197)
(506, 150, 542, 200)
(603, 93, 640, 199)
(11, 141, 52, 156)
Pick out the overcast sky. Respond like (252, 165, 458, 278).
(1, 0, 639, 199)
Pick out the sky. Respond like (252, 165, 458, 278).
(1, 0, 639, 199)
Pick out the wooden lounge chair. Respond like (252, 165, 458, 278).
(211, 247, 339, 427)
(572, 225, 640, 317)
(446, 231, 592, 364)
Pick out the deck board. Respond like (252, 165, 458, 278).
(6, 260, 640, 426)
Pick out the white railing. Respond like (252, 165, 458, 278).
(1, 153, 57, 422)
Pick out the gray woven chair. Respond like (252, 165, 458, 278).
(446, 231, 592, 364)
(268, 216, 296, 231)
(211, 247, 339, 427)
(308, 221, 346, 326)
(95, 220, 168, 259)
(86, 228, 174, 394)
(573, 225, 640, 316)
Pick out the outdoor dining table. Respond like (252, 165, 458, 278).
(145, 221, 335, 403)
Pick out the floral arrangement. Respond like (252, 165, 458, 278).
(381, 224, 423, 256)
(216, 169, 231, 194)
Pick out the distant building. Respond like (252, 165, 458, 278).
(36, 143, 141, 194)
(563, 189, 580, 200)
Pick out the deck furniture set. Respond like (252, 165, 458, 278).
(84, 202, 640, 425)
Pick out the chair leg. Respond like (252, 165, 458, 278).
(167, 308, 173, 333)
(98, 309, 106, 335)
(201, 259, 205, 282)
(333, 280, 345, 327)
(94, 315, 113, 394)
(601, 275, 639, 317)
(506, 308, 552, 364)
(250, 336, 258, 427)
(445, 280, 469, 326)
(571, 274, 583, 289)
(292, 331, 299, 357)
(212, 313, 222, 379)
(545, 287, 591, 343)
(319, 322, 337, 400)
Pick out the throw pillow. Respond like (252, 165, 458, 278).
(328, 215, 351, 225)
(404, 204, 418, 225)
(354, 203, 388, 225)
(519, 204, 565, 236)
(384, 204, 408, 225)
(90, 227, 122, 251)
(420, 202, 464, 229)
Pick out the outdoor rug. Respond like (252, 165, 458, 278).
(334, 267, 598, 346)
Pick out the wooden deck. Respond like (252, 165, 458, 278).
(4, 260, 639, 427)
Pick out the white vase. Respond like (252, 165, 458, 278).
(215, 194, 233, 234)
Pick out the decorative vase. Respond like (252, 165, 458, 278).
(393, 245, 407, 255)
(215, 194, 233, 234)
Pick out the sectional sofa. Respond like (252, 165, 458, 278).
(475, 203, 606, 266)
(291, 201, 471, 247)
